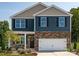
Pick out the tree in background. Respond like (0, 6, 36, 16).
(0, 21, 9, 50)
(70, 8, 79, 49)
(0, 21, 20, 50)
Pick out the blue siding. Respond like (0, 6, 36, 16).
(12, 19, 34, 31)
(36, 16, 70, 32)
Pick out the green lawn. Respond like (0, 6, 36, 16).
(0, 50, 37, 56)
(0, 52, 37, 56)
(0, 53, 34, 56)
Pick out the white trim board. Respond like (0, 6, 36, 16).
(34, 16, 36, 32)
(10, 2, 48, 18)
(70, 16, 72, 32)
(35, 15, 71, 16)
(13, 31, 35, 34)
(11, 17, 34, 19)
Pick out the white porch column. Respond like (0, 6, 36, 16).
(8, 38, 11, 48)
(24, 34, 26, 50)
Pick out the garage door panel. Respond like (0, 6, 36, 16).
(53, 39, 67, 50)
(39, 38, 67, 51)
(39, 39, 53, 51)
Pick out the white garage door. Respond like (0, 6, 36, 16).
(39, 38, 67, 51)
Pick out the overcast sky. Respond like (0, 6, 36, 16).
(0, 2, 79, 28)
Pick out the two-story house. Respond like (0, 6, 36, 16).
(10, 2, 72, 51)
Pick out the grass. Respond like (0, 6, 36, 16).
(0, 53, 34, 56)
(0, 52, 37, 56)
(0, 50, 37, 56)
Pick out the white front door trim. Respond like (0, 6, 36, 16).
(8, 38, 11, 48)
(24, 34, 26, 50)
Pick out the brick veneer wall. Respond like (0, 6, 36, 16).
(34, 32, 71, 51)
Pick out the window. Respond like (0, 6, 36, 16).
(20, 20, 26, 28)
(40, 17, 47, 27)
(15, 19, 26, 28)
(20, 35, 25, 44)
(15, 20, 20, 28)
(58, 17, 65, 27)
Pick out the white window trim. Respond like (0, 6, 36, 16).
(40, 17, 47, 27)
(15, 19, 26, 28)
(15, 19, 20, 28)
(58, 17, 65, 27)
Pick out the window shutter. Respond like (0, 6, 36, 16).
(25, 19, 27, 28)
(47, 17, 48, 27)
(65, 17, 67, 27)
(56, 17, 59, 27)
(38, 17, 40, 26)
(12, 19, 15, 28)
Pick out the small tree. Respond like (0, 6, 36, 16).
(5, 31, 20, 46)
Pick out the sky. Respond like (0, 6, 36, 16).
(0, 2, 79, 28)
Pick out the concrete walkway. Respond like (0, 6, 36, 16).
(37, 51, 78, 56)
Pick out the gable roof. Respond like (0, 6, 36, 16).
(11, 2, 48, 18)
(34, 4, 72, 16)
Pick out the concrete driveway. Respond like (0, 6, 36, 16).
(37, 51, 78, 56)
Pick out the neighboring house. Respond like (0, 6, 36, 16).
(10, 2, 72, 51)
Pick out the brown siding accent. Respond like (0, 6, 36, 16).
(34, 32, 71, 51)
(14, 4, 47, 17)
(36, 7, 69, 16)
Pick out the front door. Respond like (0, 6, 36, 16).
(30, 37, 34, 48)
(27, 34, 34, 48)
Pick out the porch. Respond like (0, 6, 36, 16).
(8, 31, 35, 50)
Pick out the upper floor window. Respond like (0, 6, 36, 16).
(40, 17, 47, 27)
(15, 19, 26, 28)
(58, 17, 65, 27)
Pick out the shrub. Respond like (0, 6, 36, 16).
(27, 49, 31, 53)
(17, 48, 26, 54)
(76, 49, 79, 55)
(19, 50, 26, 54)
(31, 52, 37, 56)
